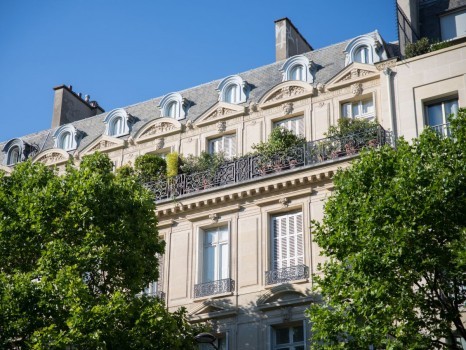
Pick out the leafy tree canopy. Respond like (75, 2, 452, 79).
(308, 109, 466, 349)
(0, 153, 201, 349)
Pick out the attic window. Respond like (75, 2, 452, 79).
(344, 33, 387, 66)
(53, 124, 80, 151)
(104, 108, 133, 137)
(158, 92, 187, 120)
(217, 75, 249, 104)
(2, 138, 35, 166)
(280, 55, 314, 83)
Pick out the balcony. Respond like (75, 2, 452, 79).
(429, 123, 450, 138)
(265, 264, 309, 285)
(194, 278, 235, 298)
(144, 125, 392, 202)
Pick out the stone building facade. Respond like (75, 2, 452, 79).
(2, 2, 466, 348)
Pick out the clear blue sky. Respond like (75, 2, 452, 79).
(0, 0, 398, 142)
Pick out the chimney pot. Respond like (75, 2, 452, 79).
(84, 95, 90, 102)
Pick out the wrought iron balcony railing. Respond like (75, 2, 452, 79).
(429, 123, 451, 138)
(144, 125, 392, 202)
(265, 264, 309, 285)
(194, 278, 235, 298)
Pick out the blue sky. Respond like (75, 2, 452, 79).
(0, 0, 398, 142)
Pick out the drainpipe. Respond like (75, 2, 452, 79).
(383, 68, 397, 145)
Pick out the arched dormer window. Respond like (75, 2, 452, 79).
(158, 92, 187, 120)
(2, 138, 36, 166)
(280, 55, 314, 83)
(53, 124, 80, 151)
(104, 108, 133, 137)
(217, 75, 249, 104)
(344, 32, 387, 66)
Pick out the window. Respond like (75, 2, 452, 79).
(274, 117, 304, 136)
(272, 323, 305, 350)
(202, 226, 229, 283)
(209, 134, 236, 158)
(143, 281, 158, 296)
(104, 108, 133, 137)
(7, 146, 20, 165)
(341, 98, 374, 119)
(354, 45, 370, 64)
(53, 124, 80, 151)
(425, 98, 458, 137)
(158, 93, 187, 120)
(280, 55, 314, 83)
(271, 212, 304, 271)
(440, 8, 466, 40)
(167, 101, 177, 118)
(217, 75, 249, 104)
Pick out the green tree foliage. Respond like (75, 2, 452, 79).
(325, 118, 378, 139)
(166, 152, 179, 178)
(252, 127, 305, 157)
(308, 109, 466, 349)
(180, 151, 226, 175)
(0, 153, 201, 349)
(134, 153, 167, 182)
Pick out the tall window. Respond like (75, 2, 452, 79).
(272, 323, 305, 350)
(341, 98, 374, 119)
(290, 65, 304, 81)
(209, 134, 236, 158)
(440, 9, 466, 40)
(225, 85, 238, 103)
(426, 98, 458, 127)
(7, 146, 20, 165)
(110, 117, 124, 136)
(202, 226, 229, 283)
(274, 117, 304, 136)
(354, 45, 370, 63)
(59, 132, 72, 151)
(167, 101, 177, 118)
(271, 212, 304, 271)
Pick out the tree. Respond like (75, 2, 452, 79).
(308, 109, 466, 349)
(0, 153, 202, 349)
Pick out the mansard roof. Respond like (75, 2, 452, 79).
(0, 31, 397, 164)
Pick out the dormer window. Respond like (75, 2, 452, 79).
(2, 138, 36, 166)
(280, 55, 314, 83)
(158, 92, 187, 120)
(53, 124, 80, 151)
(104, 108, 133, 137)
(344, 32, 387, 66)
(217, 75, 249, 104)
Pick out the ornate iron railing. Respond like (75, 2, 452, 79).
(144, 125, 392, 202)
(429, 123, 450, 138)
(265, 264, 309, 285)
(194, 278, 235, 298)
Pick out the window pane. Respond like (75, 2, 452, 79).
(362, 99, 374, 114)
(352, 102, 360, 118)
(167, 102, 177, 118)
(290, 65, 304, 80)
(354, 46, 369, 63)
(445, 99, 459, 119)
(427, 103, 444, 126)
(225, 85, 237, 103)
(275, 328, 290, 344)
(8, 146, 20, 165)
(342, 103, 351, 118)
(203, 245, 215, 282)
(292, 325, 304, 342)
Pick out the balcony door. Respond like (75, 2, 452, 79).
(271, 212, 304, 270)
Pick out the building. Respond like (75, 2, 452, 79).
(1, 1, 465, 348)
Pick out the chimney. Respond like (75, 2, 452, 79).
(275, 18, 313, 62)
(51, 85, 105, 128)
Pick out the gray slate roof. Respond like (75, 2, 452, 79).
(0, 31, 398, 164)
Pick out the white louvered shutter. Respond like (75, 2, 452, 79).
(342, 103, 352, 118)
(272, 212, 304, 270)
(274, 117, 304, 136)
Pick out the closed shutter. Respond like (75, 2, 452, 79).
(209, 135, 236, 158)
(274, 117, 304, 136)
(272, 212, 304, 270)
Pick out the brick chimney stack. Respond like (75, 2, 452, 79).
(275, 18, 313, 62)
(51, 85, 104, 128)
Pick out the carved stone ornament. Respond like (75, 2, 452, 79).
(185, 120, 194, 130)
(74, 152, 80, 160)
(127, 136, 135, 145)
(267, 86, 306, 103)
(217, 107, 224, 116)
(141, 122, 176, 137)
(282, 306, 292, 322)
(39, 152, 66, 165)
(90, 140, 117, 152)
(279, 197, 289, 207)
(155, 138, 164, 150)
(209, 213, 219, 222)
(216, 121, 226, 133)
(316, 83, 325, 93)
(375, 59, 397, 71)
(282, 102, 294, 115)
(351, 83, 363, 96)
(248, 102, 258, 113)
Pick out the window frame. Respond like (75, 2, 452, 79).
(273, 116, 304, 136)
(217, 75, 249, 104)
(271, 321, 306, 350)
(199, 225, 230, 284)
(208, 133, 237, 158)
(7, 145, 21, 166)
(340, 95, 375, 120)
(424, 97, 459, 127)
(104, 108, 132, 137)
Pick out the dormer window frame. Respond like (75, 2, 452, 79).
(344, 33, 387, 66)
(53, 124, 80, 151)
(104, 108, 133, 137)
(2, 138, 35, 166)
(158, 92, 187, 121)
(280, 55, 314, 84)
(217, 75, 249, 104)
